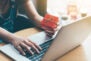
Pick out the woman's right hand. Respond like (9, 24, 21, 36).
(0, 27, 42, 56)
(9, 35, 42, 56)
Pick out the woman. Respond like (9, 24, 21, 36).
(0, 0, 57, 56)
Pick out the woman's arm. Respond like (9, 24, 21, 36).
(16, 0, 59, 37)
(0, 27, 15, 43)
(16, 0, 43, 27)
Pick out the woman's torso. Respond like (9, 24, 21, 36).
(0, 0, 17, 32)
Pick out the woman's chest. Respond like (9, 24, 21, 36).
(0, 0, 11, 19)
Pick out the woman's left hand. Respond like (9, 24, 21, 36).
(41, 23, 60, 37)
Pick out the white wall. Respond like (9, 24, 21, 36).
(47, 0, 91, 15)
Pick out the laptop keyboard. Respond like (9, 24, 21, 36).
(25, 40, 53, 61)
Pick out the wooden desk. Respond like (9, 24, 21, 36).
(56, 35, 91, 61)
(0, 28, 91, 61)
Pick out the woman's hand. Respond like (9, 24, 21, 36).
(40, 14, 60, 38)
(10, 36, 42, 56)
(0, 27, 42, 56)
(41, 24, 60, 37)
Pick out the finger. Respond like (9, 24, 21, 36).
(45, 29, 54, 34)
(45, 29, 55, 36)
(24, 40, 40, 54)
(30, 41, 42, 51)
(44, 27, 55, 34)
(45, 30, 55, 35)
(15, 45, 25, 55)
(41, 25, 56, 35)
(41, 26, 47, 30)
(42, 26, 54, 31)
(31, 44, 40, 54)
(46, 33, 53, 38)
(20, 43, 34, 55)
(46, 32, 54, 36)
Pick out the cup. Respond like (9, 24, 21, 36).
(80, 9, 87, 17)
(81, 13, 87, 17)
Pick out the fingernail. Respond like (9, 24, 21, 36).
(39, 46, 42, 50)
(31, 52, 34, 55)
(40, 47, 42, 50)
(37, 51, 40, 54)
(22, 53, 26, 56)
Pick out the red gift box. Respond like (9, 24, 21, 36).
(41, 14, 59, 29)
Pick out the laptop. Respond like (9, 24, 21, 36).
(0, 16, 91, 61)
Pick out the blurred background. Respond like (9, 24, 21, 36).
(47, 0, 91, 15)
